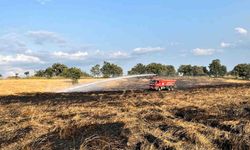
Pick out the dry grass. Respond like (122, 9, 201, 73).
(0, 78, 101, 96)
(0, 77, 250, 150)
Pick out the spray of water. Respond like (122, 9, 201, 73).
(59, 74, 156, 93)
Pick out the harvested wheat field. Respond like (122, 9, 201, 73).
(0, 77, 250, 150)
(0, 79, 102, 96)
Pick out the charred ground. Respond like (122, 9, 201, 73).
(0, 79, 250, 150)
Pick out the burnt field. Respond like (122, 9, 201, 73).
(0, 81, 250, 150)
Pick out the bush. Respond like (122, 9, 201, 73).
(45, 67, 53, 78)
(232, 64, 250, 79)
(63, 67, 82, 84)
(34, 70, 46, 77)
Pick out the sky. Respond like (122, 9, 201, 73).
(0, 0, 250, 77)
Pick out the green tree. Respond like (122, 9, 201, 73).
(192, 66, 205, 76)
(35, 70, 46, 77)
(15, 73, 19, 79)
(64, 67, 82, 83)
(209, 59, 227, 77)
(164, 65, 176, 76)
(90, 64, 101, 77)
(145, 63, 165, 75)
(0, 74, 2, 78)
(220, 65, 227, 76)
(202, 66, 209, 75)
(51, 63, 68, 76)
(232, 64, 250, 79)
(101, 61, 123, 77)
(45, 67, 53, 78)
(178, 65, 193, 76)
(145, 63, 175, 76)
(128, 63, 147, 75)
(24, 71, 30, 77)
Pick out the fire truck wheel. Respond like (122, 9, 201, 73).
(170, 86, 174, 91)
(167, 87, 171, 91)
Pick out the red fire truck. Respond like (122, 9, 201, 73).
(149, 79, 176, 91)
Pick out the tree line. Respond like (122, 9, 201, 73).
(34, 63, 89, 83)
(90, 59, 250, 80)
(177, 59, 226, 77)
(90, 59, 225, 77)
(0, 59, 249, 81)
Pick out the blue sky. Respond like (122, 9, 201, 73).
(0, 0, 250, 76)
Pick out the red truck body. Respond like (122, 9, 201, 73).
(149, 79, 176, 91)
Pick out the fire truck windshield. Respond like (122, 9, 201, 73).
(150, 80, 159, 84)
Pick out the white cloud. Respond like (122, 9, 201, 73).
(133, 47, 165, 54)
(219, 39, 250, 50)
(235, 27, 248, 35)
(0, 33, 28, 52)
(27, 30, 66, 45)
(2, 67, 25, 77)
(94, 49, 104, 55)
(220, 42, 232, 48)
(192, 48, 216, 56)
(0, 66, 36, 77)
(53, 51, 88, 60)
(24, 49, 33, 54)
(110, 51, 130, 59)
(0, 54, 43, 64)
(36, 0, 52, 5)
